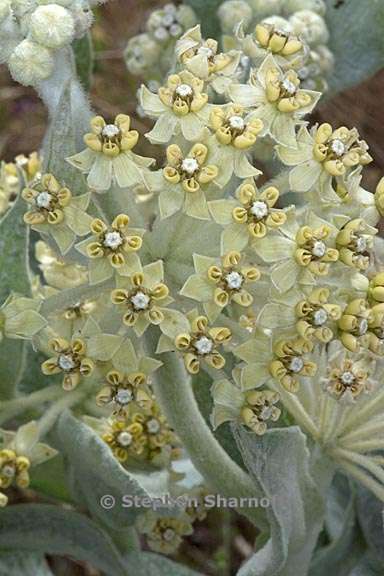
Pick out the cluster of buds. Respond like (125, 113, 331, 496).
(1, 0, 104, 86)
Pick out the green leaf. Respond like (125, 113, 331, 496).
(43, 82, 88, 193)
(54, 410, 170, 530)
(0, 504, 126, 576)
(192, 370, 245, 470)
(73, 32, 94, 91)
(0, 193, 31, 302)
(184, 0, 224, 39)
(124, 551, 203, 575)
(0, 552, 54, 576)
(356, 486, 384, 570)
(0, 194, 31, 400)
(29, 454, 72, 502)
(325, 0, 384, 94)
(233, 426, 334, 576)
(309, 475, 366, 576)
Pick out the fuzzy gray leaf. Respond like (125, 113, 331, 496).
(233, 426, 332, 576)
(0, 504, 125, 576)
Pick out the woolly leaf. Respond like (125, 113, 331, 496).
(0, 504, 125, 576)
(325, 0, 384, 94)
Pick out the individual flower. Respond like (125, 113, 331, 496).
(41, 336, 94, 390)
(258, 287, 342, 343)
(0, 295, 46, 342)
(99, 401, 179, 466)
(336, 218, 377, 272)
(338, 299, 372, 353)
(110, 260, 173, 336)
(217, 0, 253, 34)
(140, 70, 211, 143)
(269, 337, 317, 393)
(240, 22, 306, 70)
(368, 272, 384, 305)
(150, 142, 219, 220)
(34, 241, 88, 291)
(66, 114, 154, 192)
(96, 369, 153, 419)
(101, 417, 147, 463)
(22, 173, 92, 254)
(175, 314, 232, 374)
(180, 251, 260, 321)
(253, 211, 339, 293)
(208, 104, 263, 185)
(0, 422, 57, 507)
(229, 55, 320, 147)
(137, 511, 193, 554)
(208, 179, 287, 252)
(0, 161, 19, 215)
(323, 355, 372, 402)
(289, 9, 329, 46)
(14, 151, 42, 183)
(277, 124, 372, 199)
(210, 370, 280, 434)
(176, 25, 240, 93)
(124, 33, 159, 75)
(75, 214, 143, 285)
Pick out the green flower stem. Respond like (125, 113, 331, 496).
(332, 447, 384, 486)
(271, 384, 320, 440)
(37, 388, 87, 437)
(0, 385, 65, 427)
(151, 348, 266, 527)
(340, 387, 384, 434)
(339, 419, 384, 444)
(337, 459, 384, 502)
(340, 438, 384, 452)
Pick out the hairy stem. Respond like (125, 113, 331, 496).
(151, 349, 265, 526)
(37, 388, 87, 437)
(0, 385, 64, 426)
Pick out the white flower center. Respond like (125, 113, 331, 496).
(147, 418, 161, 434)
(103, 231, 123, 249)
(154, 26, 169, 41)
(313, 308, 328, 326)
(251, 200, 269, 219)
(330, 139, 345, 157)
(312, 241, 326, 258)
(198, 46, 214, 58)
(169, 23, 182, 37)
(117, 431, 133, 446)
(355, 237, 367, 253)
(281, 78, 297, 95)
(102, 124, 120, 139)
(163, 528, 176, 541)
(359, 318, 368, 335)
(225, 271, 243, 290)
(162, 13, 175, 27)
(130, 291, 150, 310)
(182, 157, 199, 174)
(2, 465, 15, 478)
(229, 115, 245, 130)
(340, 371, 355, 385)
(115, 389, 133, 405)
(36, 191, 52, 209)
(259, 405, 273, 420)
(175, 83, 193, 97)
(58, 354, 76, 371)
(289, 356, 304, 373)
(195, 336, 213, 355)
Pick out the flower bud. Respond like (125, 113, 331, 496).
(9, 39, 54, 86)
(284, 0, 326, 16)
(218, 0, 253, 34)
(30, 4, 75, 49)
(289, 10, 329, 46)
(248, 0, 283, 18)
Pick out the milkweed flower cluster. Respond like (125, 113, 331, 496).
(1, 0, 384, 569)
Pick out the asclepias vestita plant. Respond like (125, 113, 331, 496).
(1, 0, 384, 574)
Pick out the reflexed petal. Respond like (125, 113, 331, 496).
(289, 160, 322, 193)
(89, 258, 113, 285)
(258, 303, 295, 328)
(159, 186, 184, 219)
(222, 222, 249, 253)
(180, 114, 204, 141)
(146, 113, 178, 144)
(184, 188, 210, 220)
(253, 235, 293, 262)
(66, 148, 95, 173)
(87, 156, 113, 191)
(208, 199, 237, 225)
(180, 274, 212, 301)
(140, 85, 167, 116)
(229, 83, 265, 107)
(271, 259, 299, 292)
